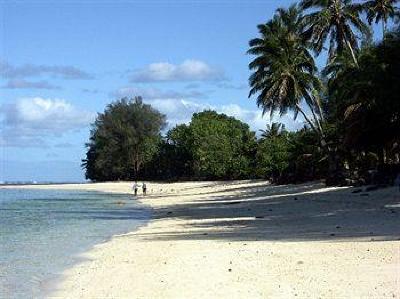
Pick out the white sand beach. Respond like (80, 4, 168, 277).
(5, 181, 400, 298)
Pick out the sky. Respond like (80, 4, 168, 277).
(0, 0, 384, 182)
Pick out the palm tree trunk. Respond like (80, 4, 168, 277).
(382, 19, 387, 41)
(313, 94, 325, 122)
(296, 104, 319, 133)
(309, 104, 324, 136)
(296, 104, 328, 144)
(296, 104, 344, 184)
(296, 103, 328, 147)
(345, 38, 359, 67)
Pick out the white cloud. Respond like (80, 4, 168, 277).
(130, 59, 225, 82)
(218, 104, 302, 133)
(215, 82, 247, 90)
(0, 97, 94, 147)
(54, 142, 75, 148)
(185, 83, 201, 89)
(2, 79, 60, 90)
(111, 86, 207, 100)
(81, 88, 99, 94)
(144, 98, 304, 132)
(148, 99, 211, 125)
(0, 61, 93, 79)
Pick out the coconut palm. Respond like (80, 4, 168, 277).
(259, 122, 286, 139)
(326, 29, 400, 154)
(248, 4, 324, 138)
(363, 0, 399, 39)
(300, 0, 371, 65)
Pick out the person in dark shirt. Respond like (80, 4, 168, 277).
(142, 182, 147, 196)
(132, 181, 139, 197)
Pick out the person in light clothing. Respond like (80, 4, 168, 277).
(132, 181, 139, 197)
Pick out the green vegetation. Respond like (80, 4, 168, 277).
(247, 0, 399, 185)
(82, 97, 166, 181)
(83, 0, 399, 185)
(363, 0, 399, 38)
(129, 110, 257, 180)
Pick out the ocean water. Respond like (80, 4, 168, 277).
(0, 188, 151, 299)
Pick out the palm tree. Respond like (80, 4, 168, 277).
(248, 4, 325, 140)
(363, 0, 399, 39)
(259, 122, 286, 139)
(300, 0, 371, 65)
(325, 29, 400, 160)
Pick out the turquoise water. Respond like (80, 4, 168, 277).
(0, 188, 150, 299)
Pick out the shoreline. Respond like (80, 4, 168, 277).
(5, 180, 399, 298)
(0, 186, 152, 299)
(43, 206, 154, 299)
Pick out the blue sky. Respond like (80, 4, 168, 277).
(0, 0, 384, 182)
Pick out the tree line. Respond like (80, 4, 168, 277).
(83, 0, 400, 185)
(80, 97, 338, 183)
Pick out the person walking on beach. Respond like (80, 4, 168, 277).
(142, 182, 147, 196)
(132, 181, 139, 197)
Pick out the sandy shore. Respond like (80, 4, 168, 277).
(5, 181, 399, 298)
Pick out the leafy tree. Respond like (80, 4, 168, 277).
(81, 143, 100, 181)
(165, 124, 194, 178)
(301, 0, 370, 65)
(142, 110, 258, 180)
(82, 97, 166, 181)
(142, 139, 176, 179)
(255, 126, 327, 183)
(256, 135, 291, 181)
(189, 111, 257, 179)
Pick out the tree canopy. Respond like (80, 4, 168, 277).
(189, 111, 257, 179)
(82, 97, 166, 181)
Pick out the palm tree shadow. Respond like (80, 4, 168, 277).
(137, 182, 400, 242)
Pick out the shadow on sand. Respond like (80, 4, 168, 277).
(137, 181, 400, 242)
